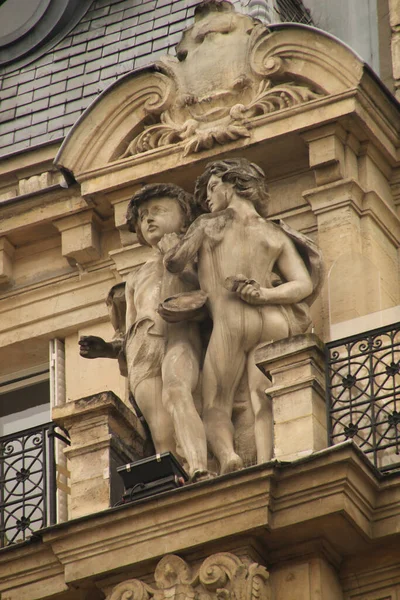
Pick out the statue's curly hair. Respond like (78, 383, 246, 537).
(194, 158, 269, 218)
(126, 183, 196, 247)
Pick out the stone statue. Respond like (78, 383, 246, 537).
(164, 158, 323, 474)
(79, 184, 210, 481)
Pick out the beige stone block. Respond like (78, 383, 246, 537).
(308, 133, 344, 168)
(274, 415, 327, 460)
(69, 476, 112, 518)
(54, 211, 101, 264)
(66, 327, 126, 404)
(109, 243, 151, 276)
(256, 335, 327, 461)
(273, 388, 326, 426)
(18, 171, 52, 195)
(358, 152, 392, 205)
(53, 391, 146, 518)
(391, 33, 400, 81)
(0, 237, 15, 284)
(390, 0, 400, 28)
(271, 562, 311, 600)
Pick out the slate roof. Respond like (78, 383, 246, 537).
(0, 0, 241, 159)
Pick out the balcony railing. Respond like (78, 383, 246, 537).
(0, 422, 70, 547)
(326, 322, 400, 472)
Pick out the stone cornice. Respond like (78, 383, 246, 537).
(0, 267, 115, 347)
(1, 443, 398, 600)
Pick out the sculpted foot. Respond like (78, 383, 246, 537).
(189, 469, 215, 483)
(220, 454, 244, 475)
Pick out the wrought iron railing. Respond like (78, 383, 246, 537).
(326, 322, 400, 472)
(0, 422, 70, 547)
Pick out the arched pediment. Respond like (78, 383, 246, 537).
(55, 2, 367, 182)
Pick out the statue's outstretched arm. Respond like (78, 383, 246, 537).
(79, 282, 127, 363)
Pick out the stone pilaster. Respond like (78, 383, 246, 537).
(52, 391, 147, 519)
(255, 334, 327, 462)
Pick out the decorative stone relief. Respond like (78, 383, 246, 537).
(119, 0, 324, 158)
(106, 553, 271, 600)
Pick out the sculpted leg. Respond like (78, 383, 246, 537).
(162, 331, 209, 479)
(134, 376, 177, 455)
(202, 328, 246, 475)
(247, 351, 273, 464)
(249, 306, 290, 463)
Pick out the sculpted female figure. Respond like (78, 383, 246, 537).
(164, 158, 321, 474)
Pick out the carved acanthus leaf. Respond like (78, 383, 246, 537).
(106, 553, 271, 600)
(122, 75, 322, 157)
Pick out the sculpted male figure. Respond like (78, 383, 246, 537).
(164, 159, 318, 474)
(79, 184, 209, 481)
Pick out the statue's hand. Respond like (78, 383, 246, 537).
(157, 232, 180, 256)
(225, 274, 263, 305)
(79, 335, 110, 359)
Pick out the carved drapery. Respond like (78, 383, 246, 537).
(106, 553, 271, 600)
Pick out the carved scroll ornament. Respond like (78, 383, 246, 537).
(106, 553, 271, 600)
(120, 1, 325, 159)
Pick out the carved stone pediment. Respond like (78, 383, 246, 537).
(55, 0, 365, 179)
(106, 553, 271, 600)
(120, 2, 324, 158)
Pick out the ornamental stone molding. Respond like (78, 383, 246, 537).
(55, 0, 365, 180)
(106, 553, 271, 600)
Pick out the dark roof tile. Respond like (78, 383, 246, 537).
(109, 0, 129, 14)
(51, 69, 71, 84)
(105, 21, 123, 35)
(1, 132, 14, 146)
(72, 20, 92, 35)
(0, 109, 16, 124)
(1, 96, 18, 111)
(66, 78, 84, 93)
(20, 98, 49, 116)
(82, 83, 102, 97)
(32, 105, 63, 125)
(28, 121, 48, 137)
(17, 79, 36, 95)
(13, 113, 33, 129)
(0, 0, 201, 156)
(82, 5, 111, 22)
(122, 6, 141, 19)
(120, 26, 138, 42)
(1, 84, 17, 99)
(50, 81, 68, 95)
(152, 36, 171, 53)
(33, 75, 52, 91)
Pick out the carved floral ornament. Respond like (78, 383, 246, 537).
(55, 0, 365, 174)
(106, 553, 271, 600)
(119, 1, 325, 158)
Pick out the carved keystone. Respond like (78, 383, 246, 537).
(106, 553, 271, 600)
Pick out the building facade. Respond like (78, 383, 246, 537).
(0, 1, 399, 599)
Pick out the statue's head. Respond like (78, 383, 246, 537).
(194, 158, 269, 218)
(126, 183, 196, 247)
